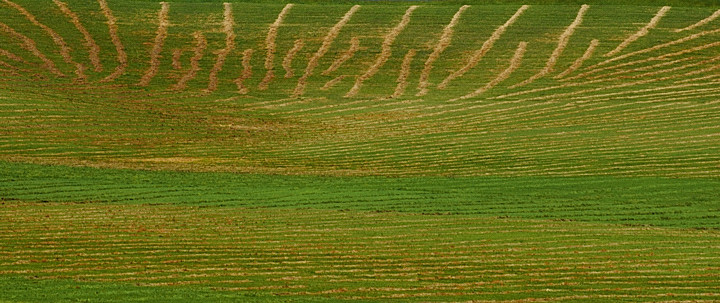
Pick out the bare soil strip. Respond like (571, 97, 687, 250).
(439, 5, 528, 89)
(450, 41, 526, 101)
(98, 0, 127, 82)
(171, 49, 182, 70)
(588, 27, 720, 68)
(258, 3, 293, 90)
(555, 39, 599, 79)
(294, 5, 360, 96)
(207, 2, 236, 92)
(53, 0, 101, 73)
(0, 22, 63, 77)
(511, 4, 589, 88)
(322, 36, 360, 76)
(345, 5, 418, 98)
(393, 49, 416, 98)
(173, 32, 206, 91)
(605, 6, 671, 57)
(675, 9, 720, 32)
(283, 39, 304, 78)
(320, 75, 348, 90)
(2, 0, 84, 80)
(235, 48, 253, 94)
(416, 5, 470, 96)
(138, 2, 170, 87)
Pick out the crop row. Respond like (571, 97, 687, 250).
(1, 202, 719, 301)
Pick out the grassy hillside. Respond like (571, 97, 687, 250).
(1, 0, 719, 301)
(1, 1, 719, 176)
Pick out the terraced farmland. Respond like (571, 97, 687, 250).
(1, 0, 719, 301)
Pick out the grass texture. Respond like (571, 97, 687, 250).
(1, 0, 719, 301)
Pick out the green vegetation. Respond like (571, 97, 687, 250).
(1, 0, 719, 301)
(2, 161, 720, 229)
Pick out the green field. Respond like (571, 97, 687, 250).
(1, 0, 719, 301)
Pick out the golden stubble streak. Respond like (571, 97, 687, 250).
(393, 49, 417, 98)
(173, 32, 206, 91)
(282, 39, 304, 78)
(0, 22, 64, 77)
(137, 2, 170, 87)
(53, 0, 102, 73)
(294, 5, 360, 97)
(98, 0, 127, 83)
(258, 3, 294, 90)
(207, 2, 236, 92)
(235, 49, 254, 94)
(345, 5, 418, 98)
(675, 9, 720, 32)
(322, 36, 360, 76)
(605, 6, 671, 57)
(450, 41, 527, 102)
(510, 4, 589, 88)
(438, 5, 528, 90)
(2, 0, 84, 80)
(416, 5, 470, 96)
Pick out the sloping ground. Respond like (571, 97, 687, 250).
(1, 1, 719, 301)
(0, 1, 718, 176)
(2, 201, 719, 302)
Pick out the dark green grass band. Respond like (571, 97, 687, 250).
(3, 161, 718, 229)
